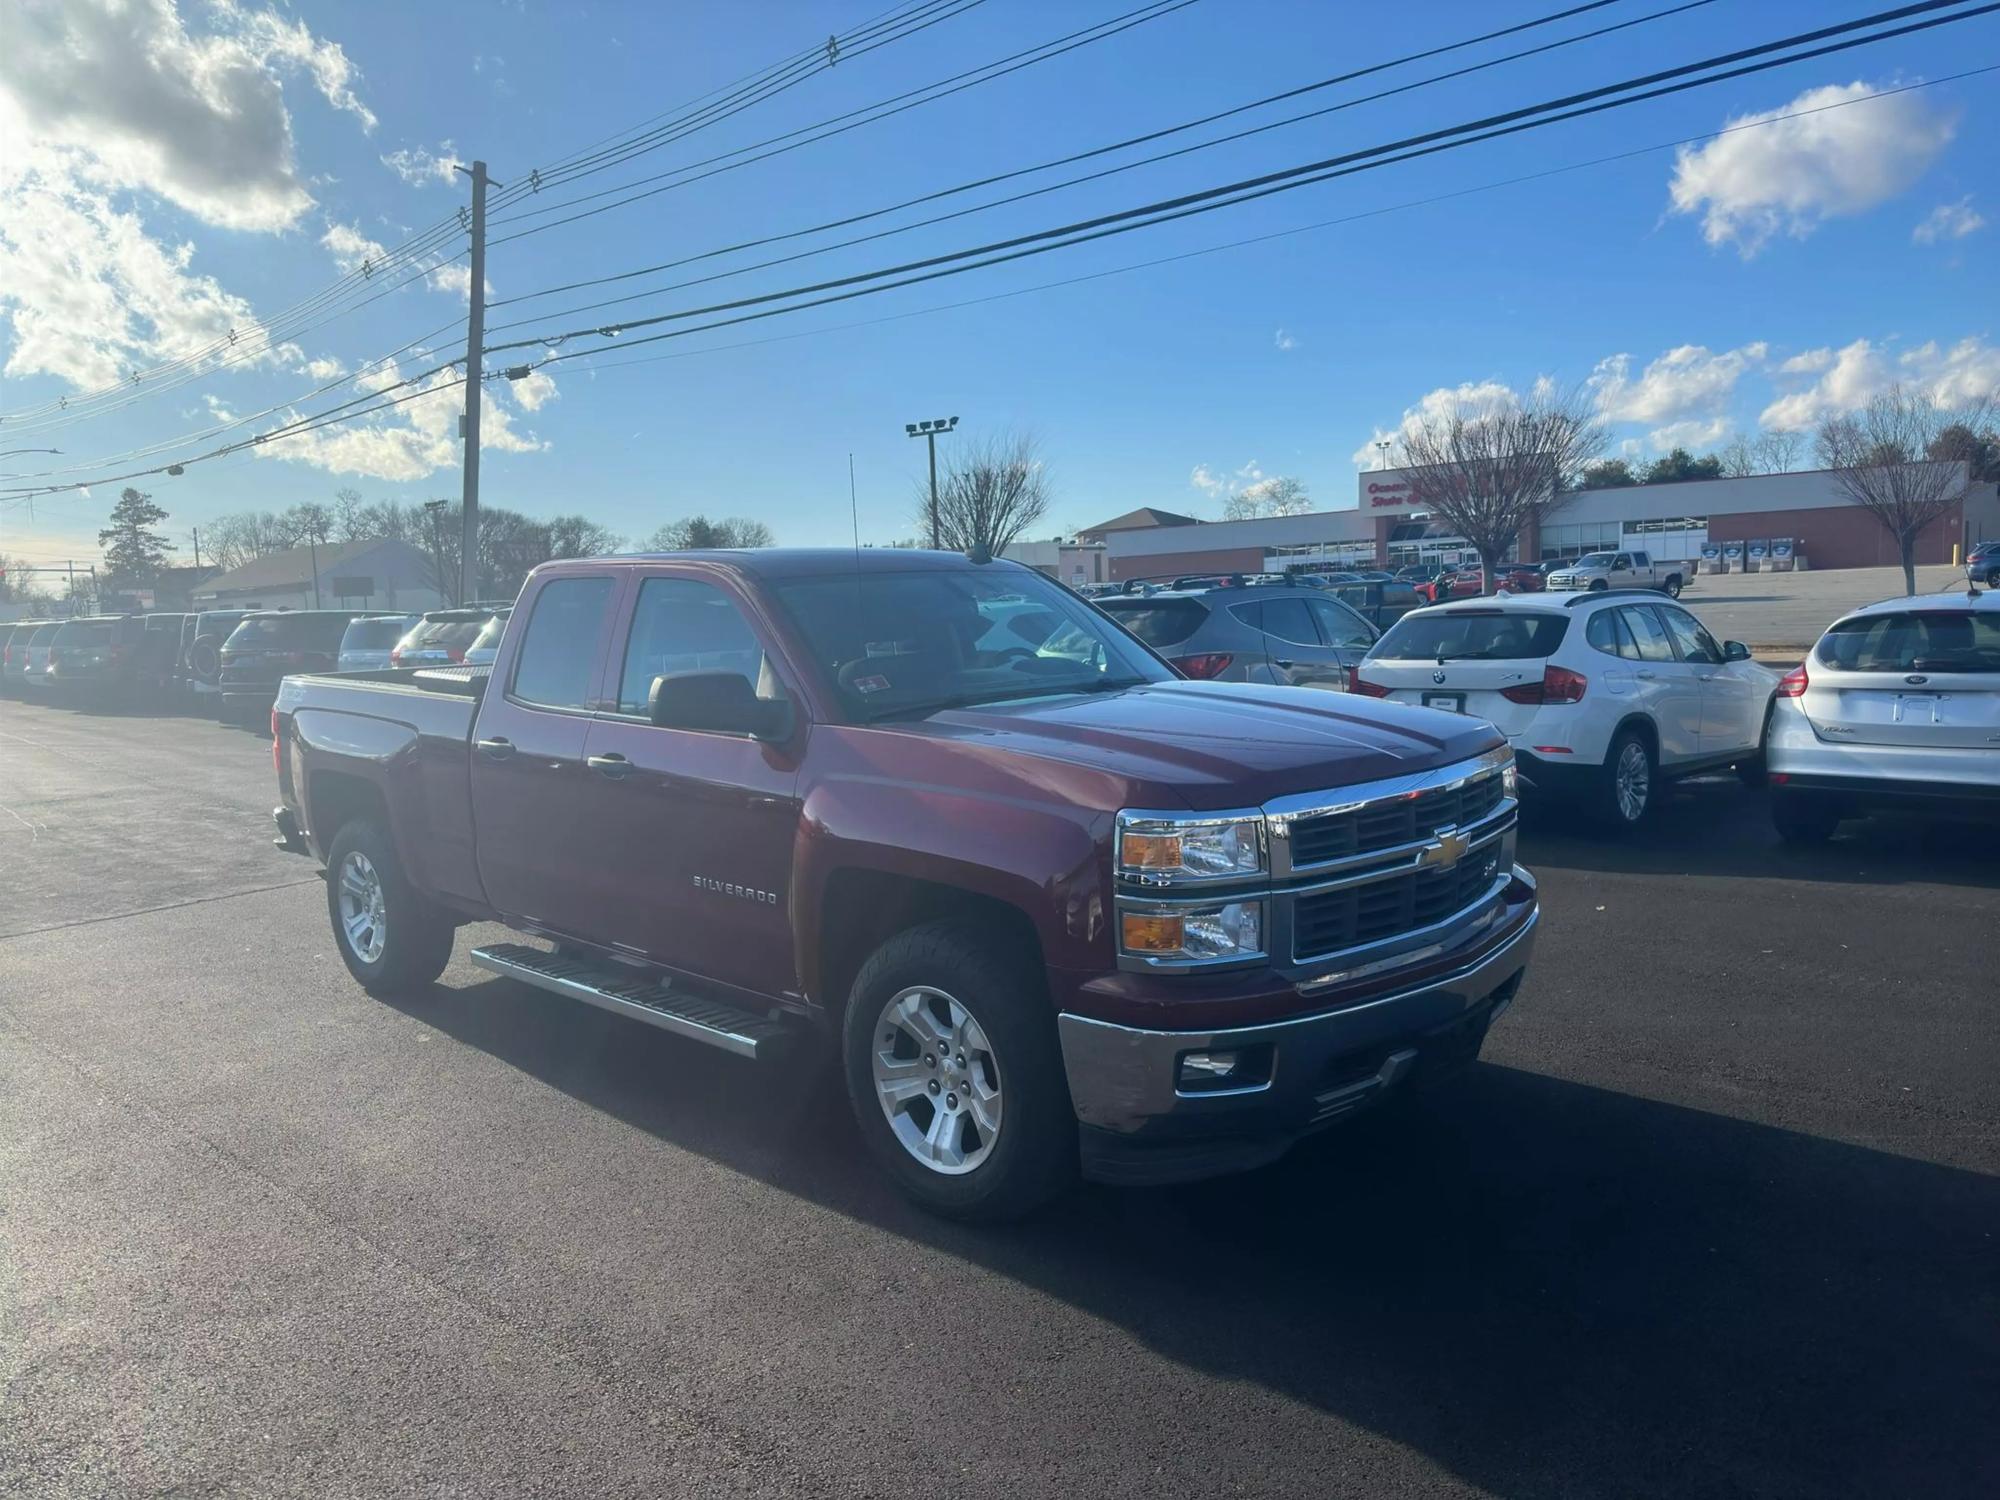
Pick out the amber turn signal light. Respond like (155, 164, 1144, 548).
(1120, 912, 1187, 953)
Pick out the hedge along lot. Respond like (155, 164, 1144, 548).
(1, 695, 1995, 1499)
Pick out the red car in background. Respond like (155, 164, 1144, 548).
(1414, 567, 1486, 603)
(1494, 564, 1546, 593)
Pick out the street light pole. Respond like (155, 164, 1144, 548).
(905, 415, 958, 548)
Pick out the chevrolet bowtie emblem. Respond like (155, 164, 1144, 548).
(1416, 828, 1471, 872)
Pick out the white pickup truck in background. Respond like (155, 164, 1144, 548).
(1544, 549, 1687, 598)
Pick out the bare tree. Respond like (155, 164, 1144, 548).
(1223, 475, 1312, 520)
(917, 432, 1051, 556)
(332, 487, 372, 542)
(1754, 428, 1803, 474)
(1816, 385, 1992, 595)
(1394, 384, 1606, 593)
(644, 516, 774, 550)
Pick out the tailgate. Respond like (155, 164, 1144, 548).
(1358, 658, 1545, 736)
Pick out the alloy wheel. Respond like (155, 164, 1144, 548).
(1615, 740, 1651, 823)
(871, 986, 1004, 1175)
(337, 850, 387, 964)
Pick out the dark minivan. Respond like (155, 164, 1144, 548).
(218, 611, 363, 725)
(46, 615, 149, 702)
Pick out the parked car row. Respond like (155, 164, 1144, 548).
(1, 603, 510, 725)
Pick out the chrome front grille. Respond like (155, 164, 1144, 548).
(1288, 772, 1505, 869)
(1291, 842, 1505, 964)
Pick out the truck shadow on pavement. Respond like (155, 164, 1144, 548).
(391, 976, 1998, 1500)
(1520, 779, 2000, 891)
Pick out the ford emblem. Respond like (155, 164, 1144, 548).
(1904, 674, 1928, 686)
(1431, 668, 1447, 684)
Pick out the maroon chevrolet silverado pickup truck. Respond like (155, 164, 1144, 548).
(272, 549, 1538, 1218)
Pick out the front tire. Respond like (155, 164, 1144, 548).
(1588, 578, 1608, 592)
(325, 819, 455, 996)
(842, 921, 1076, 1221)
(1595, 729, 1655, 829)
(1663, 576, 1684, 599)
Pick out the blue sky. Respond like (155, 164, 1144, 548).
(1, 0, 1996, 569)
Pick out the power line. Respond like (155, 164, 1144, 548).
(567, 67, 1997, 383)
(9, 17, 1993, 508)
(0, 0, 978, 431)
(488, 0, 1649, 310)
(484, 0, 1999, 363)
(484, 0, 1720, 333)
(487, 0, 1207, 245)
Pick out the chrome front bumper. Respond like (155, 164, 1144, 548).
(1058, 878, 1538, 1185)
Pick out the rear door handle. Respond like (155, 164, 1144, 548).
(476, 736, 515, 760)
(1636, 670, 1656, 680)
(587, 752, 633, 780)
(1273, 659, 1296, 669)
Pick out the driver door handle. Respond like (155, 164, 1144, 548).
(587, 752, 633, 780)
(1273, 659, 1295, 669)
(1636, 670, 1656, 680)
(476, 736, 515, 760)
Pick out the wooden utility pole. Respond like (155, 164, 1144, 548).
(456, 160, 497, 608)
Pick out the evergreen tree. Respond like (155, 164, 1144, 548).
(98, 487, 175, 581)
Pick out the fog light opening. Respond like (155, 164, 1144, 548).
(1176, 1045, 1272, 1094)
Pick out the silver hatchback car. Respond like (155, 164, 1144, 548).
(1095, 577, 1378, 689)
(1767, 587, 2000, 841)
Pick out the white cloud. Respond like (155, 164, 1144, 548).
(381, 141, 464, 188)
(1645, 417, 1731, 452)
(263, 360, 553, 482)
(1189, 459, 1266, 497)
(1760, 335, 2000, 429)
(1589, 343, 1766, 425)
(320, 220, 388, 274)
(0, 177, 262, 388)
(1912, 195, 1985, 244)
(1668, 82, 1956, 256)
(507, 367, 558, 412)
(1350, 379, 1523, 466)
(304, 356, 346, 380)
(1273, 328, 1297, 352)
(0, 0, 374, 392)
(0, 0, 374, 233)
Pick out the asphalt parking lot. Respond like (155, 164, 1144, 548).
(2, 697, 1995, 1499)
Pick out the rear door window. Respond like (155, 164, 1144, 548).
(1814, 611, 2000, 673)
(1585, 608, 1630, 656)
(1618, 606, 1677, 662)
(511, 578, 616, 709)
(1096, 598, 1209, 648)
(1370, 611, 1569, 661)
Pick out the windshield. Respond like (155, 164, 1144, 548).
(1814, 611, 2000, 673)
(770, 568, 1169, 720)
(1370, 610, 1571, 662)
(1574, 552, 1617, 568)
(407, 617, 488, 649)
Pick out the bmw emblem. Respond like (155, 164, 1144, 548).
(1431, 668, 1447, 684)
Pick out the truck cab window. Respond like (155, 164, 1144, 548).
(618, 577, 781, 716)
(511, 577, 615, 709)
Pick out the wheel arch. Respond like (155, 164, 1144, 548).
(813, 870, 1048, 1022)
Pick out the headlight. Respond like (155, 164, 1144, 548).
(1502, 755, 1518, 799)
(1120, 900, 1264, 963)
(1115, 811, 1264, 884)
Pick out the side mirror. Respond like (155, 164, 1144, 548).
(648, 670, 792, 740)
(1723, 640, 1751, 662)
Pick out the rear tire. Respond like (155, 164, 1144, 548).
(1594, 729, 1655, 830)
(1771, 791, 1840, 845)
(841, 921, 1076, 1222)
(325, 819, 455, 996)
(1663, 576, 1684, 599)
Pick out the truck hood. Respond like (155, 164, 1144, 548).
(902, 680, 1502, 810)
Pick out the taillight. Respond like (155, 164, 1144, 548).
(1775, 663, 1808, 698)
(1174, 652, 1234, 679)
(271, 708, 281, 773)
(1501, 665, 1587, 705)
(446, 646, 466, 663)
(389, 645, 403, 666)
(1348, 672, 1391, 698)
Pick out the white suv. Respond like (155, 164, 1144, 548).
(1766, 588, 2000, 843)
(1352, 590, 1778, 827)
